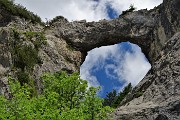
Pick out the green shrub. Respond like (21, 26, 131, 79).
(23, 31, 47, 49)
(0, 0, 42, 24)
(16, 71, 30, 85)
(129, 4, 136, 12)
(16, 71, 37, 96)
(121, 4, 136, 15)
(14, 45, 41, 71)
(134, 91, 143, 98)
(10, 30, 44, 86)
(11, 30, 44, 71)
(0, 72, 114, 120)
(48, 16, 68, 26)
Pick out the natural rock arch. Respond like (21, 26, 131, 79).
(0, 0, 179, 119)
(53, 11, 154, 63)
(48, 0, 179, 119)
(49, 0, 179, 67)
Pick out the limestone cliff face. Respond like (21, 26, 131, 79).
(113, 32, 180, 120)
(0, 0, 179, 119)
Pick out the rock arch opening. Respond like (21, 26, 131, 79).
(80, 42, 151, 97)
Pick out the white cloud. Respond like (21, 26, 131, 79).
(14, 0, 106, 22)
(104, 0, 163, 14)
(80, 44, 120, 87)
(105, 64, 119, 80)
(14, 0, 163, 22)
(80, 43, 151, 90)
(80, 70, 100, 88)
(116, 44, 151, 86)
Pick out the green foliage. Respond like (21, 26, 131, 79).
(134, 91, 143, 98)
(103, 89, 117, 107)
(23, 31, 47, 49)
(0, 72, 114, 120)
(103, 83, 132, 108)
(42, 71, 88, 110)
(0, 0, 42, 24)
(47, 16, 68, 26)
(121, 4, 136, 15)
(16, 71, 30, 85)
(14, 45, 41, 71)
(13, 43, 41, 85)
(0, 78, 33, 120)
(113, 83, 132, 107)
(0, 96, 9, 119)
(10, 30, 45, 85)
(83, 87, 112, 120)
(13, 31, 43, 66)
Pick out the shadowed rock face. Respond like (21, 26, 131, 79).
(0, 0, 179, 119)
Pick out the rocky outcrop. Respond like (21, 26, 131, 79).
(111, 0, 180, 119)
(0, 0, 179, 119)
(112, 32, 180, 120)
(0, 17, 83, 95)
(53, 9, 155, 63)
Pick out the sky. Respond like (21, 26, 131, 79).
(14, 0, 163, 22)
(14, 0, 163, 97)
(80, 42, 151, 97)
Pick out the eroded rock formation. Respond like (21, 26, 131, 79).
(0, 0, 179, 119)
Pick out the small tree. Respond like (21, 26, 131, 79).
(103, 89, 117, 107)
(104, 83, 132, 108)
(129, 4, 136, 12)
(121, 4, 136, 15)
(113, 83, 132, 107)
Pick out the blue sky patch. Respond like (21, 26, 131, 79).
(80, 42, 151, 98)
(106, 4, 118, 19)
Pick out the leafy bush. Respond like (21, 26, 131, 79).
(0, 0, 42, 24)
(14, 45, 41, 71)
(0, 72, 114, 120)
